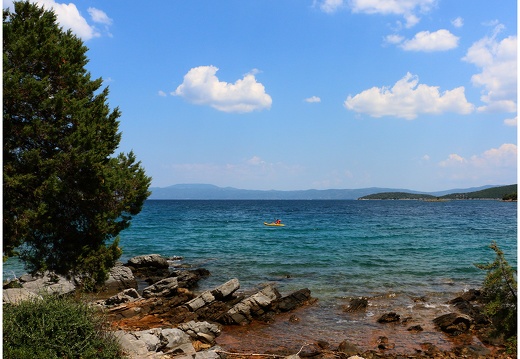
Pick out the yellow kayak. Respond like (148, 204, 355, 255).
(264, 222, 285, 227)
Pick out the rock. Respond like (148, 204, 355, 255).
(126, 254, 170, 283)
(105, 288, 141, 306)
(275, 288, 312, 312)
(3, 288, 42, 304)
(452, 344, 491, 357)
(377, 312, 400, 323)
(377, 336, 395, 350)
(18, 272, 76, 296)
(222, 285, 281, 325)
(142, 277, 179, 298)
(337, 339, 360, 356)
(160, 328, 192, 350)
(343, 297, 368, 312)
(433, 312, 473, 335)
(186, 290, 217, 311)
(407, 324, 424, 332)
(212, 278, 240, 299)
(114, 330, 151, 357)
(177, 321, 221, 344)
(170, 268, 210, 289)
(103, 263, 137, 295)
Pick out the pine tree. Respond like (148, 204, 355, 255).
(3, 1, 151, 287)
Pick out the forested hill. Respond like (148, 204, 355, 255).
(359, 184, 517, 200)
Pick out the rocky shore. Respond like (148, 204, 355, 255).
(3, 254, 515, 359)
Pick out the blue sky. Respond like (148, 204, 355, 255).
(7, 0, 517, 191)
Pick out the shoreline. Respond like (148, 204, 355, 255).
(4, 255, 515, 359)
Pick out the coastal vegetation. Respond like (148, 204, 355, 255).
(475, 242, 517, 353)
(359, 184, 517, 201)
(3, 2, 151, 288)
(3, 294, 125, 359)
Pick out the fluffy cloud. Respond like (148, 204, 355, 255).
(316, 0, 436, 27)
(4, 0, 112, 40)
(305, 96, 321, 103)
(504, 116, 517, 127)
(344, 73, 474, 119)
(438, 144, 517, 184)
(463, 25, 517, 113)
(173, 66, 272, 113)
(400, 29, 459, 51)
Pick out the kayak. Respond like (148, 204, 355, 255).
(264, 222, 285, 227)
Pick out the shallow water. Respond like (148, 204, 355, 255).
(4, 199, 516, 353)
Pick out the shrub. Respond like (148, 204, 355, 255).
(475, 241, 517, 353)
(3, 294, 126, 359)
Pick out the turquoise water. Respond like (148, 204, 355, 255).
(116, 200, 517, 301)
(3, 199, 517, 352)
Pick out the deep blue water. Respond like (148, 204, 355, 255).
(116, 199, 516, 301)
(5, 200, 516, 300)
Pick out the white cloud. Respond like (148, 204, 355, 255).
(315, 0, 436, 27)
(317, 0, 344, 13)
(158, 90, 167, 97)
(438, 144, 517, 183)
(452, 17, 464, 28)
(463, 26, 517, 113)
(400, 29, 459, 52)
(5, 0, 112, 40)
(344, 73, 474, 119)
(350, 0, 437, 27)
(173, 66, 272, 113)
(504, 116, 517, 127)
(87, 7, 112, 25)
(305, 96, 321, 103)
(385, 34, 405, 45)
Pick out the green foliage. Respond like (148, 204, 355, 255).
(3, 295, 126, 358)
(502, 192, 517, 201)
(359, 192, 436, 200)
(3, 2, 151, 285)
(442, 184, 517, 200)
(475, 242, 517, 347)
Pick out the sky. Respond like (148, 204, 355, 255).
(6, 0, 518, 192)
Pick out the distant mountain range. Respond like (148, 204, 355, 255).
(148, 183, 513, 200)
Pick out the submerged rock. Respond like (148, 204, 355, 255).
(433, 312, 473, 335)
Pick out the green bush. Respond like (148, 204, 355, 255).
(475, 241, 517, 353)
(3, 294, 126, 359)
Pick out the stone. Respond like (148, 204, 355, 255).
(3, 288, 42, 304)
(105, 288, 141, 306)
(103, 263, 137, 295)
(170, 268, 210, 289)
(433, 313, 472, 335)
(407, 324, 424, 332)
(343, 297, 368, 313)
(160, 328, 191, 349)
(126, 254, 170, 283)
(377, 312, 400, 323)
(142, 277, 179, 298)
(377, 336, 395, 350)
(18, 272, 76, 296)
(127, 254, 169, 269)
(212, 278, 240, 299)
(114, 330, 150, 357)
(337, 339, 360, 356)
(177, 321, 221, 344)
(222, 285, 281, 325)
(276, 288, 312, 312)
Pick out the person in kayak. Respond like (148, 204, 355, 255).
(275, 219, 282, 224)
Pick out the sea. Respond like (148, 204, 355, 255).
(3, 199, 517, 353)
